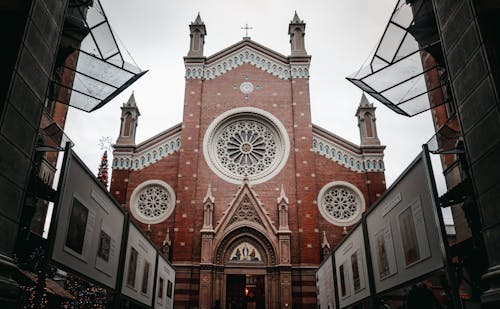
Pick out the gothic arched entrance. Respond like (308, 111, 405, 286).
(198, 181, 293, 309)
(213, 228, 278, 309)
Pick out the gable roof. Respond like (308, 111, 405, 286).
(185, 38, 310, 80)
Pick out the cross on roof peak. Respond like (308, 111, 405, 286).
(241, 23, 253, 38)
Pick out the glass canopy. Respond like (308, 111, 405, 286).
(347, 0, 446, 117)
(51, 0, 146, 112)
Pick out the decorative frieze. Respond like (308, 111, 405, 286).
(312, 134, 384, 173)
(185, 47, 310, 80)
(112, 132, 182, 171)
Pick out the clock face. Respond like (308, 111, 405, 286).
(239, 82, 254, 94)
(203, 107, 290, 184)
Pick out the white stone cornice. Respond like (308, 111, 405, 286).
(112, 131, 182, 171)
(185, 47, 310, 80)
(312, 133, 385, 173)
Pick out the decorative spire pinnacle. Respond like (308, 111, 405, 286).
(289, 11, 307, 56)
(321, 231, 331, 249)
(203, 184, 215, 204)
(125, 91, 137, 107)
(187, 13, 207, 57)
(291, 11, 303, 24)
(193, 12, 204, 25)
(356, 92, 380, 146)
(359, 92, 372, 108)
(277, 184, 289, 204)
(163, 228, 171, 247)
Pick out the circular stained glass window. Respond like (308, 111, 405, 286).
(317, 181, 365, 226)
(130, 180, 175, 224)
(204, 107, 290, 184)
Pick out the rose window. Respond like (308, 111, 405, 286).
(214, 119, 278, 177)
(137, 185, 170, 218)
(204, 108, 290, 184)
(130, 180, 176, 224)
(318, 182, 365, 226)
(323, 187, 358, 220)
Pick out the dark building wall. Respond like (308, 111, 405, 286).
(0, 0, 68, 305)
(0, 0, 68, 257)
(432, 0, 500, 304)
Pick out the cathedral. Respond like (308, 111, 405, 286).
(110, 13, 386, 309)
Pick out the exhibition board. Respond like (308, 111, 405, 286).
(334, 224, 371, 308)
(365, 153, 445, 294)
(316, 255, 336, 309)
(51, 150, 125, 289)
(154, 254, 175, 309)
(122, 223, 157, 306)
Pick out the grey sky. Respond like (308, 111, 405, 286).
(63, 0, 449, 219)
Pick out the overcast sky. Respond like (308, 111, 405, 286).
(62, 0, 451, 220)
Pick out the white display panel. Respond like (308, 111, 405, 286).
(334, 225, 370, 308)
(154, 254, 175, 309)
(51, 151, 125, 289)
(366, 154, 444, 294)
(316, 255, 336, 309)
(122, 223, 157, 305)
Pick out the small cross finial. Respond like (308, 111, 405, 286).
(241, 23, 253, 38)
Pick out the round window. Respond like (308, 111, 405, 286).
(130, 180, 176, 224)
(203, 107, 290, 184)
(317, 181, 365, 226)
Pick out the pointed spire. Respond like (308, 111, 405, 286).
(116, 92, 140, 146)
(193, 12, 204, 25)
(187, 12, 207, 57)
(321, 231, 331, 249)
(163, 228, 171, 247)
(359, 92, 371, 108)
(125, 91, 137, 107)
(289, 11, 307, 56)
(292, 11, 302, 24)
(277, 184, 289, 204)
(356, 92, 381, 146)
(203, 184, 215, 204)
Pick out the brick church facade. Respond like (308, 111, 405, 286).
(110, 13, 386, 309)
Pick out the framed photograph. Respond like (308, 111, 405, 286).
(376, 231, 390, 279)
(158, 277, 164, 301)
(398, 206, 420, 266)
(167, 280, 173, 298)
(97, 230, 111, 262)
(141, 261, 150, 294)
(351, 251, 361, 292)
(127, 247, 139, 288)
(65, 198, 89, 254)
(339, 262, 348, 298)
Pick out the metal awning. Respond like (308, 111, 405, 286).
(51, 0, 147, 112)
(347, 0, 446, 117)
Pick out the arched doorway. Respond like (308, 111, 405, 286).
(212, 227, 279, 309)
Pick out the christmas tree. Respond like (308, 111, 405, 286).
(97, 151, 109, 188)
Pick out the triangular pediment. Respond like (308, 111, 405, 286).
(185, 39, 310, 80)
(215, 180, 278, 235)
(206, 39, 289, 64)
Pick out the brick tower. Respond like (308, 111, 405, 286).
(110, 13, 386, 309)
